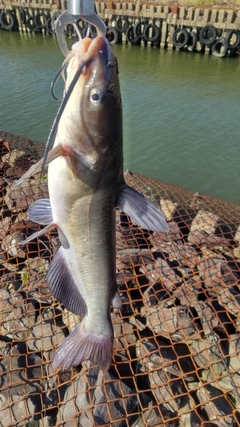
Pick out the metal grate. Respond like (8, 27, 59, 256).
(0, 131, 240, 427)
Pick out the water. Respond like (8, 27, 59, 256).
(0, 30, 240, 203)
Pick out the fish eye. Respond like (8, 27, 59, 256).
(92, 93, 100, 101)
(90, 89, 101, 105)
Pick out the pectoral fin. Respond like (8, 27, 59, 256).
(13, 145, 62, 187)
(47, 247, 87, 317)
(117, 184, 169, 232)
(28, 199, 53, 224)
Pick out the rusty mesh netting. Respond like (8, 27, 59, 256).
(1, 130, 240, 427)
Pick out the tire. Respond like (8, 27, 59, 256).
(106, 26, 119, 44)
(26, 15, 38, 32)
(134, 20, 148, 39)
(116, 16, 129, 33)
(0, 10, 16, 30)
(199, 25, 217, 46)
(126, 25, 140, 44)
(172, 28, 189, 49)
(46, 17, 55, 34)
(211, 37, 228, 58)
(34, 11, 49, 29)
(225, 29, 240, 50)
(144, 23, 160, 42)
(66, 23, 78, 37)
(187, 29, 198, 52)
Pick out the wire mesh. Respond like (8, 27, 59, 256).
(0, 130, 240, 426)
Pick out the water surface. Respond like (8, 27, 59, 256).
(0, 31, 240, 203)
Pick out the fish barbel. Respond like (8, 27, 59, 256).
(17, 35, 169, 371)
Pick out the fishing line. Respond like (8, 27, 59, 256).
(51, 22, 83, 101)
(51, 52, 74, 101)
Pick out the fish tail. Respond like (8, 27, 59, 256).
(52, 320, 113, 372)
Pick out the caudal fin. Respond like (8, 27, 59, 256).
(52, 321, 113, 372)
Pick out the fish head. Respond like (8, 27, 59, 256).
(60, 36, 123, 173)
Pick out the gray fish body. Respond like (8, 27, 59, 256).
(48, 156, 119, 332)
(47, 36, 124, 370)
(21, 36, 169, 371)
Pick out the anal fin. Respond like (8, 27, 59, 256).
(117, 184, 169, 233)
(47, 247, 87, 317)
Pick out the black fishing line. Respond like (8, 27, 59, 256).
(51, 23, 83, 100)
(50, 63, 67, 101)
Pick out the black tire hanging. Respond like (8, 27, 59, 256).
(46, 17, 55, 34)
(66, 23, 78, 37)
(172, 28, 189, 49)
(26, 15, 39, 32)
(106, 26, 119, 44)
(115, 16, 129, 33)
(34, 12, 49, 29)
(187, 28, 198, 52)
(211, 37, 228, 58)
(225, 29, 240, 50)
(199, 25, 217, 46)
(126, 25, 140, 44)
(134, 20, 148, 39)
(144, 23, 160, 42)
(0, 10, 16, 30)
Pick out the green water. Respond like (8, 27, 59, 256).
(0, 30, 240, 203)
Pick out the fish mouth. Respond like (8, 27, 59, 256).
(72, 35, 109, 57)
(70, 35, 110, 79)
